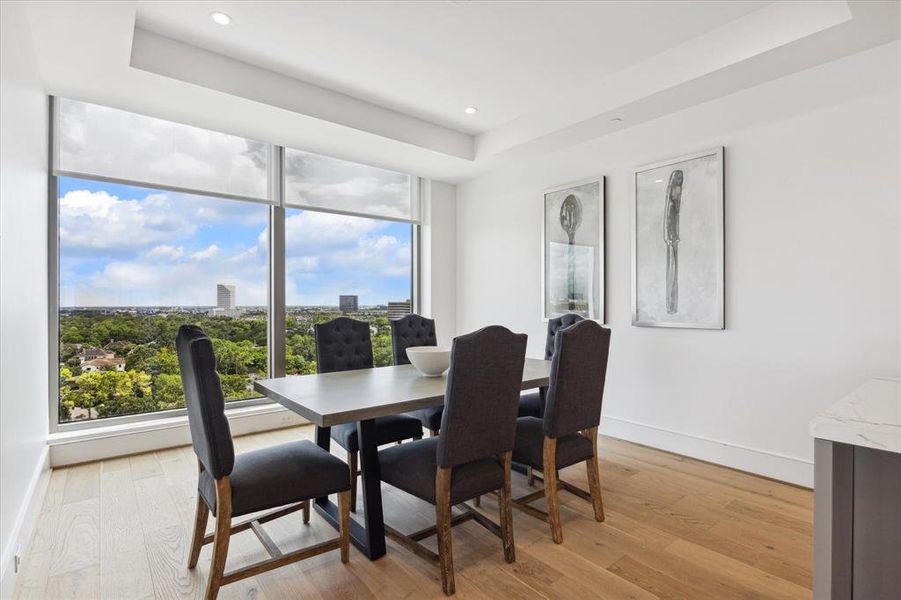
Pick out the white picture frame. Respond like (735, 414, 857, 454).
(541, 176, 605, 322)
(632, 147, 724, 329)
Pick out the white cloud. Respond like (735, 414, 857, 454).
(59, 188, 268, 259)
(58, 188, 270, 306)
(59, 189, 196, 253)
(284, 210, 387, 253)
(287, 255, 320, 272)
(330, 234, 411, 277)
(190, 244, 219, 261)
(64, 241, 268, 307)
(58, 186, 410, 308)
(145, 245, 183, 261)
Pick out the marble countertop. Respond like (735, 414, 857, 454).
(810, 377, 901, 454)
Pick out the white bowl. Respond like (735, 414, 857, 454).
(406, 346, 451, 377)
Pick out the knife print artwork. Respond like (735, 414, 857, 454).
(633, 147, 722, 328)
(559, 194, 583, 310)
(663, 169, 683, 314)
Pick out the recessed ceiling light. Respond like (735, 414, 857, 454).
(464, 106, 478, 115)
(610, 117, 623, 123)
(210, 12, 232, 25)
(655, 179, 664, 183)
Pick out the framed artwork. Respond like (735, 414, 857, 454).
(632, 147, 724, 329)
(541, 177, 605, 321)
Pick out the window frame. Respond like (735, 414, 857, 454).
(48, 97, 421, 433)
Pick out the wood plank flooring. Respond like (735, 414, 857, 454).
(14, 426, 813, 599)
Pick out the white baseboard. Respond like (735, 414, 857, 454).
(600, 414, 813, 488)
(48, 404, 308, 468)
(0, 446, 50, 599)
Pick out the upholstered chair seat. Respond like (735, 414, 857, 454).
(512, 417, 593, 470)
(380, 437, 505, 505)
(516, 391, 543, 418)
(198, 439, 350, 517)
(330, 415, 425, 453)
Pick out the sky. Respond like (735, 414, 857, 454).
(58, 177, 412, 307)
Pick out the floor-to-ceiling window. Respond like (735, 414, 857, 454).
(56, 177, 269, 423)
(282, 148, 416, 373)
(52, 98, 418, 427)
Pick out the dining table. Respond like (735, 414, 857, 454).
(253, 358, 552, 561)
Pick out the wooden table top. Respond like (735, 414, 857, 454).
(254, 358, 551, 427)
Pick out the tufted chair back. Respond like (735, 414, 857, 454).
(544, 313, 585, 359)
(176, 325, 235, 480)
(438, 326, 527, 468)
(543, 320, 611, 439)
(314, 317, 374, 373)
(390, 314, 437, 366)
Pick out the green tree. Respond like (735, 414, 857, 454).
(59, 367, 75, 422)
(373, 334, 393, 367)
(71, 370, 104, 418)
(125, 344, 157, 372)
(220, 374, 250, 401)
(94, 371, 154, 418)
(153, 373, 184, 410)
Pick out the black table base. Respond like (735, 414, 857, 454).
(314, 420, 387, 560)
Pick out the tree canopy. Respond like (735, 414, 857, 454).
(58, 309, 396, 423)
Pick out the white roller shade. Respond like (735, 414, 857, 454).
(284, 147, 420, 223)
(55, 98, 275, 203)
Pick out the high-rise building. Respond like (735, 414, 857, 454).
(387, 299, 412, 319)
(217, 284, 236, 310)
(339, 294, 358, 313)
(209, 284, 240, 317)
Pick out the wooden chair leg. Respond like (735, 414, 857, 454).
(499, 452, 515, 563)
(348, 451, 358, 513)
(436, 467, 455, 596)
(302, 499, 310, 525)
(527, 466, 535, 487)
(187, 494, 209, 569)
(206, 477, 232, 600)
(584, 426, 605, 522)
(543, 437, 563, 544)
(338, 490, 351, 563)
(474, 495, 481, 507)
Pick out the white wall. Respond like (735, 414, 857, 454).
(421, 180, 457, 345)
(0, 0, 50, 589)
(456, 41, 901, 486)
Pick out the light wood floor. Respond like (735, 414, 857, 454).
(14, 426, 813, 599)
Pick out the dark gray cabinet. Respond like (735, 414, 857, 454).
(814, 439, 901, 599)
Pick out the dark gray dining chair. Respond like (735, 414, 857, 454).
(314, 317, 424, 511)
(511, 319, 610, 544)
(176, 325, 351, 600)
(518, 313, 585, 419)
(378, 325, 527, 596)
(390, 314, 443, 436)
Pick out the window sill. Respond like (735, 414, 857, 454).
(47, 403, 308, 466)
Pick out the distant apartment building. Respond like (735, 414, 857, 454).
(209, 284, 241, 317)
(339, 295, 358, 313)
(218, 284, 236, 309)
(387, 299, 412, 319)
